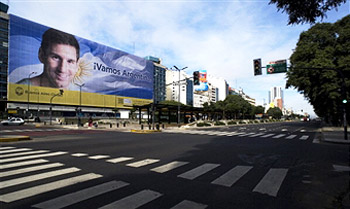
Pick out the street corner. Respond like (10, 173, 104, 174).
(131, 129, 162, 134)
(0, 135, 31, 142)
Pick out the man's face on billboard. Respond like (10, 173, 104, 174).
(42, 43, 78, 88)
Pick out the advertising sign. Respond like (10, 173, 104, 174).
(194, 70, 208, 92)
(266, 60, 287, 74)
(8, 14, 153, 108)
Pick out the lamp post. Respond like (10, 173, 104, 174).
(75, 83, 85, 127)
(173, 65, 188, 127)
(27, 72, 37, 119)
(50, 89, 64, 125)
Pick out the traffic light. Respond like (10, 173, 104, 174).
(193, 71, 200, 85)
(254, 59, 262, 76)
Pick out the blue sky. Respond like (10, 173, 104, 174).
(3, 0, 350, 117)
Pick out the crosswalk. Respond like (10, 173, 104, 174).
(1, 146, 291, 208)
(163, 129, 311, 141)
(0, 128, 68, 133)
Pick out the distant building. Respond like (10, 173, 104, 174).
(269, 87, 283, 110)
(165, 69, 193, 106)
(0, 2, 9, 111)
(207, 74, 228, 101)
(145, 56, 166, 104)
(229, 87, 256, 106)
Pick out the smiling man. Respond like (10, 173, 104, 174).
(17, 28, 80, 89)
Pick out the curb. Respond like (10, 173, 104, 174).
(0, 135, 31, 142)
(130, 129, 162, 134)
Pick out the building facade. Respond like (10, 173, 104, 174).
(145, 56, 166, 104)
(0, 2, 8, 112)
(269, 86, 283, 110)
(165, 69, 193, 106)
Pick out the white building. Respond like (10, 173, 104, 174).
(165, 69, 193, 105)
(207, 74, 229, 101)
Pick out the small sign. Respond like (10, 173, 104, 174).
(266, 60, 287, 74)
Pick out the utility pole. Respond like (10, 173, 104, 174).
(173, 66, 188, 127)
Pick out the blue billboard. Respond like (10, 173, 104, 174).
(8, 14, 154, 103)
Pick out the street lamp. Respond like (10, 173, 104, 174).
(173, 65, 188, 127)
(27, 72, 37, 119)
(75, 83, 85, 127)
(49, 89, 64, 125)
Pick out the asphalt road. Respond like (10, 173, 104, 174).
(0, 121, 348, 209)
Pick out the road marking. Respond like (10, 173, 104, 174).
(249, 133, 265, 137)
(178, 163, 220, 180)
(272, 134, 286, 139)
(299, 135, 309, 140)
(300, 130, 306, 132)
(238, 133, 255, 137)
(260, 134, 275, 138)
(151, 161, 189, 173)
(0, 173, 102, 203)
(0, 151, 67, 164)
(253, 168, 288, 197)
(1, 167, 80, 189)
(99, 189, 162, 209)
(107, 157, 134, 164)
(333, 164, 350, 172)
(0, 162, 64, 177)
(88, 155, 110, 160)
(32, 181, 129, 209)
(71, 153, 89, 157)
(0, 148, 32, 154)
(285, 135, 297, 139)
(211, 165, 253, 187)
(170, 200, 208, 209)
(281, 129, 288, 132)
(259, 128, 266, 131)
(126, 159, 160, 168)
(0, 159, 49, 169)
(0, 150, 49, 158)
(0, 146, 15, 150)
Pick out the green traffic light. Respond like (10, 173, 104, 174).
(343, 99, 347, 104)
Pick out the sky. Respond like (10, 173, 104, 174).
(3, 0, 350, 118)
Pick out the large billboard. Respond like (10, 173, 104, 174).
(8, 14, 153, 108)
(194, 70, 208, 92)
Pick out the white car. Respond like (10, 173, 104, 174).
(1, 118, 25, 126)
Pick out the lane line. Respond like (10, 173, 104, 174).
(0, 163, 64, 177)
(0, 173, 102, 203)
(211, 165, 253, 187)
(170, 200, 208, 209)
(0, 151, 67, 163)
(126, 159, 160, 168)
(107, 157, 134, 164)
(0, 150, 49, 158)
(151, 161, 189, 173)
(1, 167, 80, 189)
(99, 189, 162, 209)
(0, 159, 49, 170)
(253, 168, 288, 197)
(178, 163, 220, 180)
(32, 181, 129, 209)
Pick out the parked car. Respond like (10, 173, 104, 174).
(1, 117, 25, 126)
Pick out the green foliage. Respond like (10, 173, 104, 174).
(286, 15, 350, 125)
(197, 122, 211, 127)
(214, 121, 226, 126)
(267, 107, 283, 119)
(269, 0, 346, 25)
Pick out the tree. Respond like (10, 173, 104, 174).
(267, 107, 283, 119)
(286, 16, 350, 125)
(269, 0, 346, 24)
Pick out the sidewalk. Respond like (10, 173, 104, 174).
(320, 126, 350, 144)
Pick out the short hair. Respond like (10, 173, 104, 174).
(40, 28, 80, 60)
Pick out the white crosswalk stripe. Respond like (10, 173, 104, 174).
(0, 173, 102, 203)
(126, 159, 160, 168)
(253, 168, 288, 197)
(171, 200, 208, 209)
(211, 165, 253, 187)
(0, 162, 64, 177)
(299, 135, 309, 140)
(107, 157, 134, 164)
(0, 150, 49, 158)
(88, 155, 110, 160)
(1, 167, 80, 189)
(0, 148, 32, 154)
(0, 151, 67, 163)
(249, 133, 265, 137)
(0, 159, 49, 169)
(71, 153, 89, 157)
(0, 146, 15, 150)
(32, 181, 129, 209)
(260, 134, 275, 138)
(178, 163, 220, 180)
(285, 135, 297, 139)
(151, 161, 189, 173)
(99, 189, 163, 209)
(272, 134, 286, 139)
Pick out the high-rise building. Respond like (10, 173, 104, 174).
(0, 2, 9, 112)
(269, 86, 283, 110)
(145, 56, 166, 104)
(165, 69, 193, 106)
